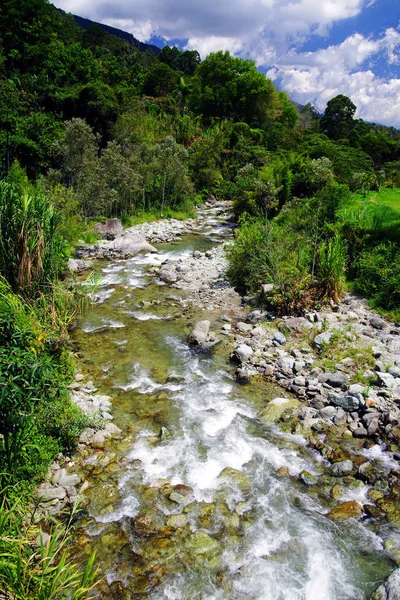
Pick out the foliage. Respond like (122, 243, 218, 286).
(320, 94, 356, 140)
(354, 242, 400, 311)
(0, 278, 88, 488)
(226, 216, 314, 314)
(0, 182, 68, 294)
(190, 51, 282, 128)
(0, 497, 98, 599)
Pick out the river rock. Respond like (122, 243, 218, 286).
(377, 372, 397, 389)
(370, 317, 386, 330)
(327, 501, 363, 522)
(188, 320, 210, 345)
(284, 317, 313, 332)
(91, 432, 106, 449)
(37, 484, 67, 501)
(319, 372, 347, 388)
(372, 567, 400, 599)
(300, 471, 318, 486)
(235, 344, 253, 363)
(105, 423, 123, 438)
(276, 357, 295, 375)
(314, 331, 332, 348)
(236, 322, 252, 333)
(331, 460, 353, 477)
(320, 406, 336, 420)
(94, 218, 124, 240)
(261, 283, 275, 295)
(218, 467, 250, 493)
(259, 397, 300, 423)
(109, 232, 157, 256)
(328, 392, 365, 412)
(57, 472, 81, 488)
(274, 332, 287, 345)
(166, 514, 189, 528)
(187, 531, 220, 556)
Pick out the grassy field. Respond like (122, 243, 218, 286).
(352, 186, 400, 213)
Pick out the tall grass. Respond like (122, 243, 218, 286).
(0, 497, 98, 599)
(317, 234, 347, 303)
(0, 182, 67, 295)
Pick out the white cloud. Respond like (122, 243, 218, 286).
(185, 37, 244, 58)
(103, 18, 154, 42)
(54, 0, 368, 43)
(268, 28, 400, 126)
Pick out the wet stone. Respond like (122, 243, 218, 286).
(169, 492, 187, 505)
(166, 514, 189, 528)
(299, 471, 318, 486)
(275, 466, 290, 477)
(327, 501, 363, 522)
(331, 460, 353, 477)
(186, 531, 220, 556)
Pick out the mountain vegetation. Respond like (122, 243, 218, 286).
(0, 0, 399, 596)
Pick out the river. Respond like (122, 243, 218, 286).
(71, 206, 394, 599)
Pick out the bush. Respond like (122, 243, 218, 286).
(354, 242, 400, 310)
(226, 215, 314, 314)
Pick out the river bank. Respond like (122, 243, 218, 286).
(42, 200, 400, 598)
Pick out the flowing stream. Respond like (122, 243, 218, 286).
(72, 208, 394, 599)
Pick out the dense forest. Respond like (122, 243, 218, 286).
(0, 0, 400, 596)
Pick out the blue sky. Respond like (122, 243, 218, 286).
(53, 0, 400, 127)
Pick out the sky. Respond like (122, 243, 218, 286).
(53, 0, 400, 127)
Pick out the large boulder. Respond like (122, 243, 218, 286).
(94, 218, 124, 240)
(109, 232, 157, 256)
(371, 567, 400, 600)
(188, 320, 210, 345)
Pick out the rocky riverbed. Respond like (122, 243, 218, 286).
(43, 200, 400, 598)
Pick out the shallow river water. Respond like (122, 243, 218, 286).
(72, 208, 395, 599)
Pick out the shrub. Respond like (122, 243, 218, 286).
(226, 215, 314, 314)
(354, 242, 400, 310)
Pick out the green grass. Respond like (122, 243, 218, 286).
(351, 187, 400, 214)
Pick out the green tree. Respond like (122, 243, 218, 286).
(190, 51, 279, 127)
(142, 63, 180, 97)
(320, 94, 356, 140)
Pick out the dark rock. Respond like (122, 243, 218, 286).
(353, 426, 368, 438)
(328, 392, 364, 411)
(319, 372, 347, 388)
(370, 317, 386, 330)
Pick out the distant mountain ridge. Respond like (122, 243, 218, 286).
(60, 11, 161, 55)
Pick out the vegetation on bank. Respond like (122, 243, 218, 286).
(0, 0, 399, 595)
(0, 180, 97, 597)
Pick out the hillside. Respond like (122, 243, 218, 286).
(64, 11, 161, 55)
